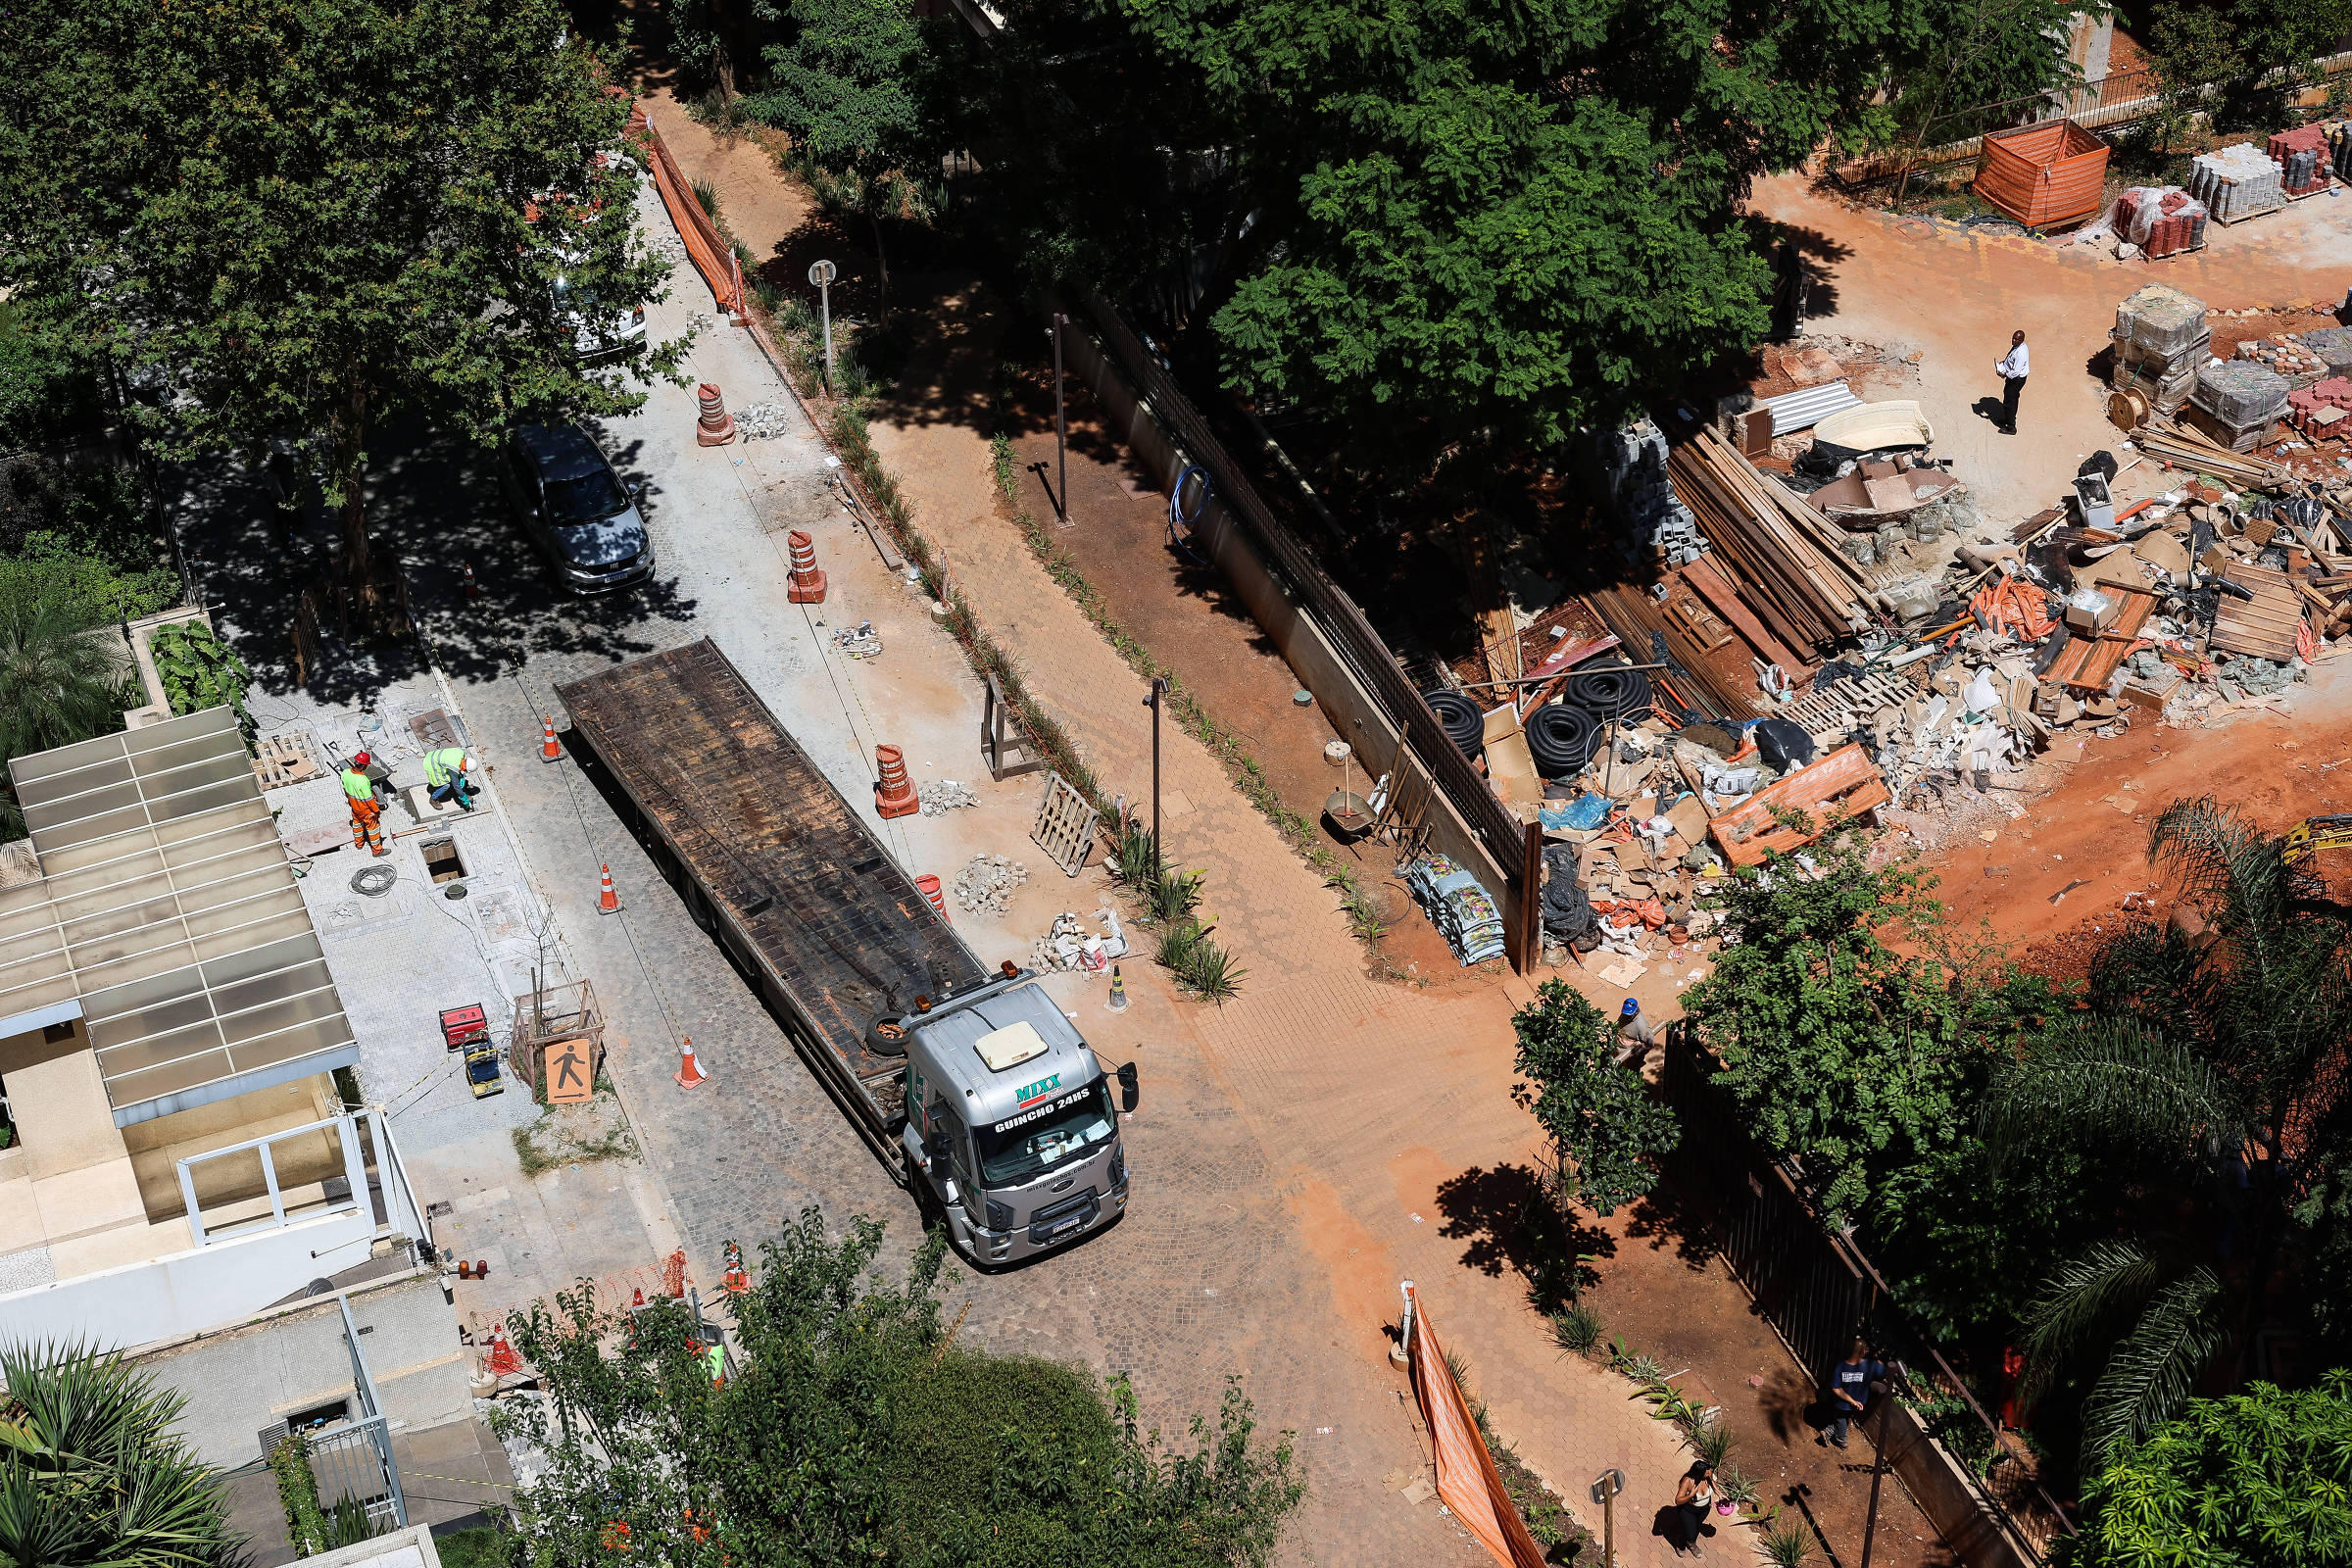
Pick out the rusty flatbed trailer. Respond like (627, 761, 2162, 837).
(557, 639, 986, 1178)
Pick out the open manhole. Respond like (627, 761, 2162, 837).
(349, 864, 398, 898)
(419, 838, 466, 884)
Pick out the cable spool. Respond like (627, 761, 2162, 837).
(1525, 705, 1600, 776)
(1422, 690, 1484, 758)
(1561, 666, 1652, 721)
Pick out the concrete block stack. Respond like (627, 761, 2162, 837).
(2269, 125, 2331, 197)
(2287, 377, 2352, 439)
(2111, 283, 2210, 415)
(1600, 417, 1706, 567)
(2189, 144, 2285, 222)
(2332, 123, 2352, 184)
(2188, 361, 2290, 452)
(2234, 333, 2331, 386)
(2113, 186, 2207, 258)
(2301, 327, 2352, 379)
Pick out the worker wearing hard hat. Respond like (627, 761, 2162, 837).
(340, 752, 388, 856)
(421, 747, 479, 812)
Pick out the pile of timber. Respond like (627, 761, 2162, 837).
(2135, 419, 2288, 487)
(1667, 426, 1881, 654)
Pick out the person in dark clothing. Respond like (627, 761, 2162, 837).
(1826, 1338, 1886, 1448)
(1994, 330, 2030, 434)
(1672, 1460, 1716, 1556)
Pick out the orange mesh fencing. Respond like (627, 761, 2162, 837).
(1405, 1285, 1549, 1568)
(630, 102, 746, 317)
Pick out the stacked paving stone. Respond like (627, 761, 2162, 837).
(2111, 283, 2210, 415)
(917, 778, 981, 816)
(950, 854, 1028, 914)
(2234, 334, 2330, 384)
(1599, 418, 1706, 568)
(2188, 144, 2285, 222)
(2270, 125, 2332, 196)
(2287, 377, 2352, 439)
(2189, 361, 2290, 452)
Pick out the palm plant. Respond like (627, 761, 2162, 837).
(1984, 798, 2352, 1461)
(0, 1341, 233, 1566)
(0, 591, 131, 767)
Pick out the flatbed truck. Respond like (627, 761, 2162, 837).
(558, 640, 1134, 1265)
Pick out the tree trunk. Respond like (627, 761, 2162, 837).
(332, 374, 375, 622)
(707, 0, 737, 97)
(869, 209, 890, 323)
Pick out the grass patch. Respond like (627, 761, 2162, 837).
(690, 176, 720, 221)
(433, 1524, 513, 1568)
(512, 1102, 637, 1178)
(1549, 1300, 1602, 1353)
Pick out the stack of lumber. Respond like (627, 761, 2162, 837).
(1667, 426, 1879, 653)
(2135, 419, 2287, 487)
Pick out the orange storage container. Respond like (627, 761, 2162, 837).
(1973, 120, 2110, 228)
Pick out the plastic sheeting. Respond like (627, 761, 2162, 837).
(1404, 1285, 1550, 1568)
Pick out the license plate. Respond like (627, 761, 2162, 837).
(1043, 1212, 1086, 1240)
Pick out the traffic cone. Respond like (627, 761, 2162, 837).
(722, 1242, 750, 1294)
(916, 874, 948, 923)
(632, 1287, 647, 1309)
(696, 382, 737, 446)
(462, 563, 480, 601)
(873, 745, 918, 819)
(540, 716, 562, 761)
(675, 1037, 709, 1088)
(485, 1324, 522, 1378)
(598, 863, 620, 915)
(1106, 964, 1128, 1012)
(785, 529, 827, 604)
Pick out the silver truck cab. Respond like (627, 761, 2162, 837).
(892, 974, 1136, 1266)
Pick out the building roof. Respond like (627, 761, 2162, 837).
(0, 709, 356, 1125)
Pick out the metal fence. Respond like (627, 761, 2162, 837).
(1659, 1028, 2072, 1556)
(1077, 295, 1528, 880)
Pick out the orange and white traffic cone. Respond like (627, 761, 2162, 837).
(541, 716, 562, 761)
(598, 863, 620, 915)
(916, 874, 948, 923)
(696, 383, 737, 446)
(721, 1241, 750, 1294)
(786, 529, 827, 604)
(631, 1287, 647, 1309)
(675, 1037, 709, 1088)
(873, 745, 918, 819)
(485, 1324, 522, 1378)
(462, 563, 480, 602)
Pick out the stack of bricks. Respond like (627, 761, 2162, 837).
(2332, 123, 2352, 184)
(2189, 144, 2285, 222)
(1600, 419, 1706, 568)
(2234, 333, 2330, 385)
(2115, 186, 2208, 259)
(2269, 125, 2332, 197)
(2111, 283, 2211, 415)
(2287, 378, 2352, 440)
(2187, 361, 2290, 453)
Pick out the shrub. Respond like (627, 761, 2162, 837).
(1549, 1301, 1602, 1352)
(149, 621, 253, 736)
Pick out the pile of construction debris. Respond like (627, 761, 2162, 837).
(1028, 908, 1127, 973)
(735, 402, 794, 439)
(950, 855, 1027, 915)
(918, 779, 981, 816)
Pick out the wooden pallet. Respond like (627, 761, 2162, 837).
(1780, 668, 1916, 743)
(1031, 772, 1102, 877)
(2208, 200, 2284, 227)
(2210, 562, 2306, 662)
(1709, 744, 1891, 867)
(254, 730, 322, 788)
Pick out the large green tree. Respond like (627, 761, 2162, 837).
(503, 1207, 1303, 1567)
(2074, 1371, 2352, 1568)
(0, 0, 684, 624)
(0, 1342, 234, 1566)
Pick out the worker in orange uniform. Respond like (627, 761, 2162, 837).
(340, 751, 387, 857)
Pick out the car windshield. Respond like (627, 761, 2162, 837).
(545, 467, 628, 522)
(975, 1078, 1114, 1187)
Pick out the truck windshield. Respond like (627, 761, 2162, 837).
(976, 1078, 1114, 1187)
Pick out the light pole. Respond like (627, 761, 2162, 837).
(1589, 1468, 1625, 1568)
(808, 259, 837, 388)
(1142, 679, 1167, 878)
(1048, 312, 1069, 520)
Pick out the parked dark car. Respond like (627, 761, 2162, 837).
(496, 423, 654, 592)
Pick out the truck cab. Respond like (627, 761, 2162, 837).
(891, 974, 1136, 1266)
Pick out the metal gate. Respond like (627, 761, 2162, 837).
(305, 1295, 409, 1531)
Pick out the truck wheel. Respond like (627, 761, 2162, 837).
(648, 839, 682, 890)
(685, 880, 718, 934)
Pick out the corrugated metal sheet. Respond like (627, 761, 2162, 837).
(1764, 379, 1861, 435)
(1975, 121, 2110, 227)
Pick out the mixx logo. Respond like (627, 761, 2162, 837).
(1014, 1073, 1062, 1108)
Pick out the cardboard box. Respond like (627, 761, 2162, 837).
(2066, 590, 2123, 634)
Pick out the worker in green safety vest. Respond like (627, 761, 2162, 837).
(340, 750, 387, 856)
(422, 747, 478, 811)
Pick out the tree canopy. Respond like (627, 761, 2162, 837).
(1509, 980, 1678, 1217)
(502, 1207, 1303, 1567)
(0, 0, 685, 620)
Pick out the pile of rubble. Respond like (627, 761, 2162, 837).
(734, 402, 794, 439)
(829, 620, 882, 660)
(918, 779, 980, 816)
(1028, 908, 1128, 973)
(950, 855, 1027, 915)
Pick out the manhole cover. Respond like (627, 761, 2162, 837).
(442, 883, 470, 901)
(350, 865, 398, 898)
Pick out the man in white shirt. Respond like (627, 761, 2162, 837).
(1994, 330, 2030, 434)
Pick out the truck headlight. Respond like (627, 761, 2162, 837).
(984, 1199, 1013, 1233)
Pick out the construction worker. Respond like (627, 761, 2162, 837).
(422, 747, 478, 812)
(1614, 997, 1659, 1066)
(340, 752, 387, 856)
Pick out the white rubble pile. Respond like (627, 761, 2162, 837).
(734, 402, 793, 439)
(951, 855, 1027, 915)
(919, 779, 980, 816)
(829, 620, 882, 660)
(1029, 908, 1128, 973)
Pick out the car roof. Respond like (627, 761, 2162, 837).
(514, 423, 608, 482)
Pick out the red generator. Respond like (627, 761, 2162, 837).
(438, 1003, 489, 1052)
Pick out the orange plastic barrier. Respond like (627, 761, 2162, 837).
(1974, 121, 2109, 229)
(1405, 1285, 1548, 1568)
(630, 102, 746, 317)
(1707, 743, 1892, 867)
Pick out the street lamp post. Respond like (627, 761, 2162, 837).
(808, 259, 837, 388)
(1589, 1469, 1625, 1568)
(1142, 679, 1167, 877)
(1049, 312, 1069, 521)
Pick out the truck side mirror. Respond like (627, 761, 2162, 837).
(1117, 1061, 1139, 1113)
(924, 1122, 952, 1169)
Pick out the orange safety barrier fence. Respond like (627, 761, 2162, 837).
(1404, 1283, 1548, 1568)
(629, 101, 745, 318)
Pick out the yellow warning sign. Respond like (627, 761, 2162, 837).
(543, 1038, 594, 1104)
